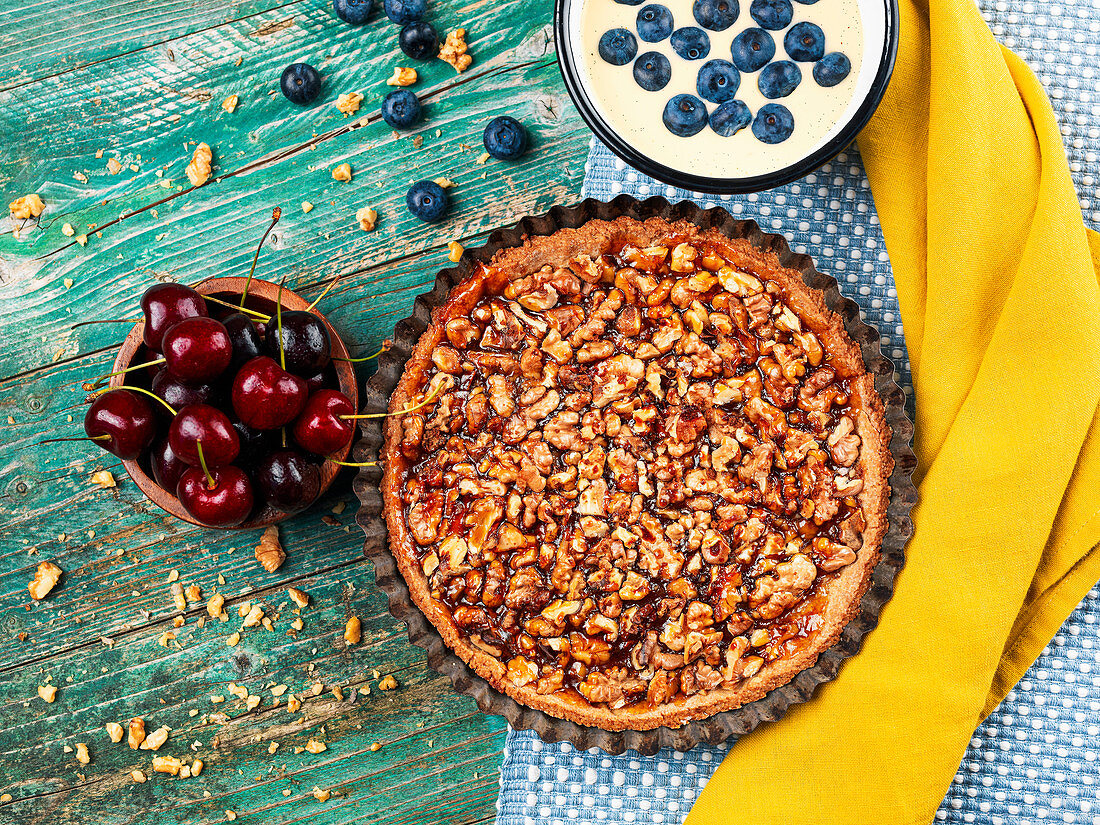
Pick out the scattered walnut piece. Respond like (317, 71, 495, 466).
(270, 684, 288, 697)
(106, 722, 124, 743)
(313, 787, 332, 802)
(433, 177, 455, 189)
(302, 201, 314, 213)
(128, 718, 146, 750)
(255, 525, 285, 572)
(140, 725, 170, 751)
(207, 593, 227, 620)
(369, 741, 382, 752)
(131, 770, 147, 783)
(61, 222, 76, 237)
(28, 561, 62, 600)
(439, 29, 472, 72)
(344, 616, 361, 645)
(170, 581, 187, 611)
(245, 695, 261, 711)
(305, 739, 327, 754)
(106, 158, 123, 175)
(185, 584, 202, 603)
(158, 631, 176, 647)
(378, 675, 398, 691)
(287, 587, 310, 608)
(90, 469, 115, 488)
(290, 617, 304, 631)
(287, 695, 302, 713)
(185, 143, 213, 187)
(226, 632, 241, 647)
(242, 604, 265, 628)
(75, 743, 90, 765)
(386, 67, 417, 86)
(222, 94, 239, 113)
(335, 91, 363, 115)
(448, 241, 464, 262)
(332, 163, 353, 182)
(192, 759, 204, 776)
(228, 683, 248, 701)
(356, 207, 378, 232)
(152, 755, 181, 775)
(9, 194, 45, 220)
(225, 811, 237, 821)
(37, 684, 57, 703)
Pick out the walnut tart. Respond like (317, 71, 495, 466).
(380, 215, 893, 731)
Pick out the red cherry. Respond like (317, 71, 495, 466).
(150, 437, 188, 491)
(231, 356, 308, 430)
(83, 389, 156, 459)
(162, 317, 233, 383)
(141, 283, 208, 352)
(168, 404, 240, 467)
(177, 465, 254, 527)
(292, 389, 355, 455)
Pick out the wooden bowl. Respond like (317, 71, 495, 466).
(110, 276, 358, 530)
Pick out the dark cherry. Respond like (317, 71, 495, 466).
(141, 283, 208, 352)
(162, 316, 233, 383)
(230, 415, 276, 467)
(222, 312, 264, 371)
(150, 437, 188, 491)
(151, 369, 214, 413)
(292, 389, 355, 456)
(168, 403, 240, 467)
(177, 465, 254, 527)
(263, 311, 331, 375)
(83, 389, 156, 459)
(303, 371, 328, 393)
(231, 356, 308, 430)
(255, 450, 321, 512)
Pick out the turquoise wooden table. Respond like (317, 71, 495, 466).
(0, 2, 590, 821)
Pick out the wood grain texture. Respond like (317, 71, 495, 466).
(0, 0, 591, 820)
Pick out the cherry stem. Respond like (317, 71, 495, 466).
(71, 318, 142, 330)
(38, 434, 111, 445)
(196, 440, 215, 490)
(239, 207, 282, 308)
(329, 459, 380, 467)
(82, 357, 166, 390)
(280, 427, 287, 449)
(332, 342, 390, 363)
(91, 384, 177, 416)
(205, 295, 270, 321)
(276, 276, 287, 371)
(304, 275, 342, 313)
(340, 383, 443, 420)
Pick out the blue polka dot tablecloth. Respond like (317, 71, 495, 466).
(495, 0, 1100, 821)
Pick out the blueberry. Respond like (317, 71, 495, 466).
(636, 4, 674, 42)
(406, 180, 449, 222)
(709, 100, 752, 136)
(662, 94, 708, 136)
(399, 20, 438, 59)
(280, 63, 322, 105)
(749, 0, 792, 30)
(381, 89, 421, 129)
(383, 0, 426, 23)
(670, 27, 710, 60)
(483, 116, 527, 160)
(695, 59, 740, 103)
(784, 22, 825, 61)
(730, 27, 775, 72)
(598, 28, 638, 65)
(334, 0, 372, 24)
(633, 51, 672, 91)
(614, 0, 645, 4)
(758, 60, 801, 98)
(752, 103, 794, 143)
(813, 51, 851, 86)
(692, 0, 738, 30)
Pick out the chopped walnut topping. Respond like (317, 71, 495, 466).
(393, 226, 873, 714)
(28, 561, 62, 600)
(386, 67, 417, 86)
(332, 163, 353, 182)
(305, 739, 327, 754)
(378, 675, 398, 691)
(439, 29, 472, 72)
(313, 787, 332, 802)
(357, 207, 378, 232)
(9, 194, 45, 220)
(185, 143, 212, 187)
(335, 91, 363, 115)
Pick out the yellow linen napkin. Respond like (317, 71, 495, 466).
(685, 0, 1100, 820)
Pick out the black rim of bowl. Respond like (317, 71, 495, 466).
(553, 0, 900, 194)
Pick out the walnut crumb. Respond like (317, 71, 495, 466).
(28, 561, 62, 600)
(335, 92, 363, 115)
(140, 725, 169, 751)
(225, 812, 237, 822)
(448, 241, 464, 262)
(128, 718, 145, 749)
(271, 684, 288, 697)
(386, 67, 417, 86)
(439, 29, 472, 73)
(255, 525, 285, 572)
(370, 741, 382, 752)
(152, 755, 181, 775)
(302, 201, 314, 213)
(287, 587, 310, 608)
(90, 469, 115, 487)
(185, 143, 213, 187)
(37, 684, 57, 703)
(287, 695, 302, 713)
(332, 163, 353, 182)
(191, 758, 204, 776)
(62, 223, 76, 237)
(206, 593, 227, 620)
(476, 152, 490, 165)
(158, 631, 176, 647)
(131, 770, 147, 783)
(106, 158, 123, 175)
(222, 94, 239, 113)
(313, 787, 331, 802)
(344, 616, 361, 645)
(378, 675, 398, 691)
(433, 177, 455, 189)
(356, 207, 378, 232)
(226, 632, 241, 647)
(185, 584, 201, 602)
(311, 682, 324, 696)
(170, 581, 186, 611)
(75, 743, 90, 764)
(106, 722, 124, 743)
(305, 739, 327, 754)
